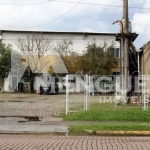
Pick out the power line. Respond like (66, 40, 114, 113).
(0, 0, 82, 28)
(0, 0, 149, 10)
(53, 1, 150, 10)
(0, 0, 50, 5)
(0, 0, 147, 29)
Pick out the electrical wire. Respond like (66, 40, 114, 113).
(0, 0, 82, 28)
(52, 1, 150, 10)
(0, 0, 148, 29)
(129, 50, 138, 68)
(0, 0, 149, 10)
(0, 0, 50, 5)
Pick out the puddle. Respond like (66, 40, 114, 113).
(8, 101, 34, 103)
(0, 116, 41, 122)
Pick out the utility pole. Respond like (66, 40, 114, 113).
(123, 0, 129, 98)
(113, 0, 139, 102)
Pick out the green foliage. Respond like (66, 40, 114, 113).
(81, 42, 119, 75)
(0, 43, 12, 79)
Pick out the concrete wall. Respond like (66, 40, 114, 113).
(141, 41, 150, 75)
(141, 41, 150, 93)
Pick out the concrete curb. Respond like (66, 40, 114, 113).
(0, 131, 68, 135)
(84, 130, 150, 136)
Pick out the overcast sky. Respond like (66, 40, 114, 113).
(0, 0, 149, 49)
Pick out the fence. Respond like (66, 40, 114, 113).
(65, 74, 150, 115)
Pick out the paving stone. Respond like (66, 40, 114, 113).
(0, 135, 150, 150)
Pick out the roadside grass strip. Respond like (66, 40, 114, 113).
(69, 124, 150, 135)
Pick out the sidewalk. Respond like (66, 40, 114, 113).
(0, 116, 68, 134)
(0, 116, 150, 135)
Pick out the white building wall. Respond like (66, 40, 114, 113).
(1, 31, 120, 54)
(2, 74, 12, 92)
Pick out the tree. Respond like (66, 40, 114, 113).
(80, 42, 119, 75)
(18, 33, 54, 73)
(0, 42, 23, 91)
(18, 33, 69, 93)
(54, 40, 81, 74)
(18, 33, 54, 92)
(0, 43, 11, 82)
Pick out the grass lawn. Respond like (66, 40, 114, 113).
(64, 103, 150, 122)
(65, 103, 150, 134)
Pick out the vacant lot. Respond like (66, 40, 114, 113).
(0, 93, 146, 118)
(0, 93, 106, 117)
(0, 93, 66, 117)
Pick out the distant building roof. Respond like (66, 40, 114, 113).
(0, 29, 117, 36)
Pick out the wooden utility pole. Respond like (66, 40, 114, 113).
(123, 0, 129, 97)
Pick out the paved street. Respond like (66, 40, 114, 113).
(0, 135, 150, 150)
